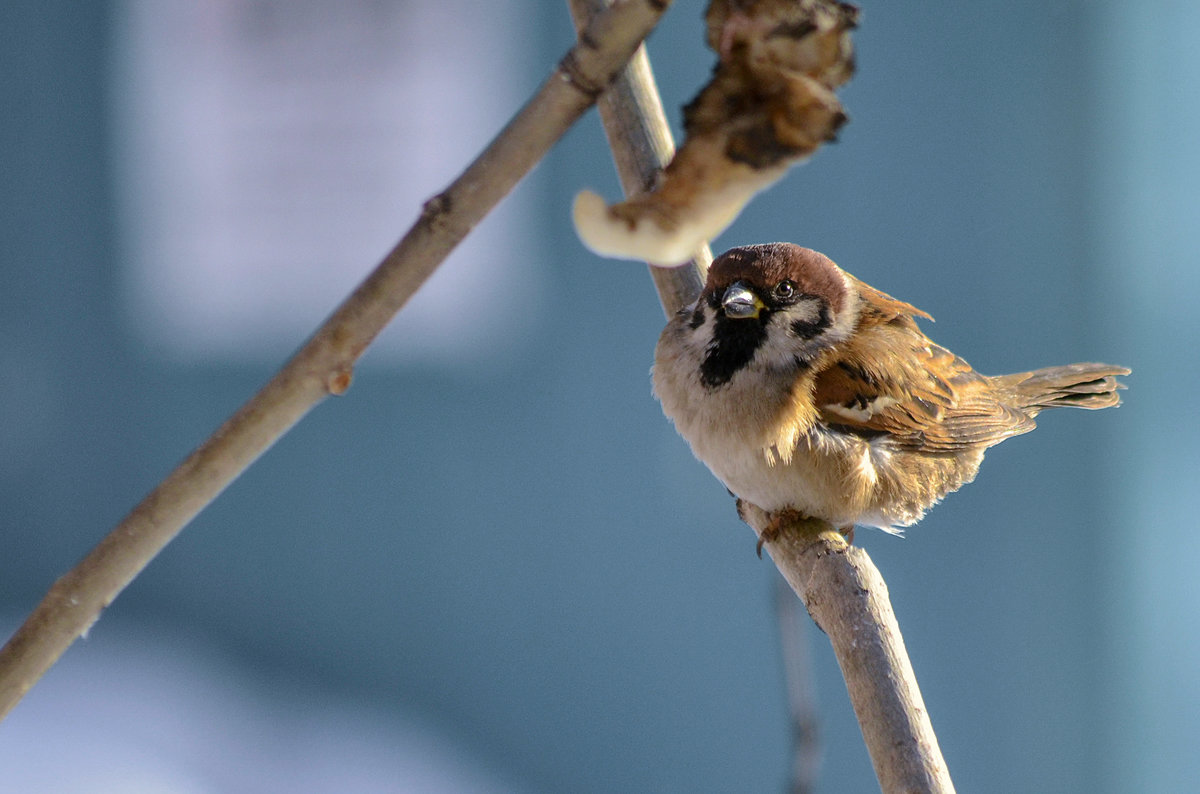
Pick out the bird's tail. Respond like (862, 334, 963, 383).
(994, 363, 1129, 414)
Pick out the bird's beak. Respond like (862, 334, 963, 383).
(721, 281, 765, 319)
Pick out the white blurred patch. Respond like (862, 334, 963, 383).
(0, 617, 527, 794)
(111, 0, 542, 366)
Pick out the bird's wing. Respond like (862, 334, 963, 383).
(812, 321, 1035, 453)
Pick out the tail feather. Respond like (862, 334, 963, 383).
(996, 363, 1130, 414)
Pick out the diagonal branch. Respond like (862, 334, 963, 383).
(0, 0, 672, 721)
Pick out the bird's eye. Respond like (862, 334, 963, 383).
(773, 280, 797, 301)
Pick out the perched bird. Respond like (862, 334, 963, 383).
(652, 243, 1128, 545)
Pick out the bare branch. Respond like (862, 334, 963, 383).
(0, 0, 672, 721)
(740, 504, 956, 794)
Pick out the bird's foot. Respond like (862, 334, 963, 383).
(737, 499, 857, 557)
(754, 507, 809, 558)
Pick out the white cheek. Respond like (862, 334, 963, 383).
(754, 304, 835, 366)
(788, 298, 825, 330)
(758, 321, 800, 363)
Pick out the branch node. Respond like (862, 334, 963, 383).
(326, 368, 354, 396)
(558, 50, 608, 99)
(420, 192, 453, 224)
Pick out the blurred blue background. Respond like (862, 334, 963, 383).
(1, 1, 1195, 792)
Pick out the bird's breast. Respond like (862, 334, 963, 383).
(653, 320, 971, 529)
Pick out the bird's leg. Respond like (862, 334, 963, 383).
(737, 499, 857, 556)
(738, 501, 810, 558)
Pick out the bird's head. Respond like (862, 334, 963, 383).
(689, 243, 857, 387)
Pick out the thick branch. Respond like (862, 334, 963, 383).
(0, 0, 672, 721)
(739, 504, 955, 794)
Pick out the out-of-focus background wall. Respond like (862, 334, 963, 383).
(1, 1, 1195, 792)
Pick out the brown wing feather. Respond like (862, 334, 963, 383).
(846, 275, 934, 328)
(813, 298, 1035, 453)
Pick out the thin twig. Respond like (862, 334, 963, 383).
(0, 0, 672, 721)
(568, 2, 955, 790)
(775, 575, 822, 794)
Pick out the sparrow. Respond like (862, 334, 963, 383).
(652, 243, 1128, 546)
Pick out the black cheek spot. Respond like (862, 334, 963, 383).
(688, 307, 706, 330)
(790, 303, 831, 339)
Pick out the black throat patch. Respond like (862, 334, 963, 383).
(700, 313, 769, 388)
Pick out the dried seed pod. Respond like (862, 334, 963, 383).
(574, 0, 859, 266)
